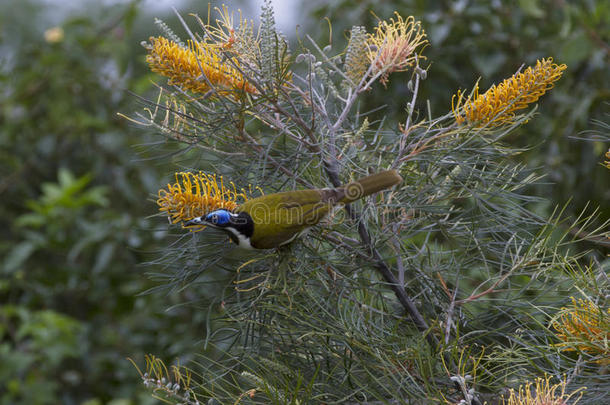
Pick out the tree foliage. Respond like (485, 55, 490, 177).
(0, 1, 203, 403)
(1, 1, 608, 404)
(309, 0, 609, 220)
(127, 2, 608, 404)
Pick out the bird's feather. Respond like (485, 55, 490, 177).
(232, 170, 402, 249)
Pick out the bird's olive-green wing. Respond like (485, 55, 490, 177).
(237, 189, 339, 248)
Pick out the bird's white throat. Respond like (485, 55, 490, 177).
(225, 227, 254, 249)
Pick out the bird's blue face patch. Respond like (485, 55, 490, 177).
(205, 209, 231, 226)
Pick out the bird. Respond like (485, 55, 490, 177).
(185, 170, 402, 249)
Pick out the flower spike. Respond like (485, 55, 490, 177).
(552, 296, 609, 362)
(501, 375, 585, 405)
(367, 13, 428, 86)
(157, 172, 258, 229)
(452, 58, 566, 128)
(146, 36, 257, 97)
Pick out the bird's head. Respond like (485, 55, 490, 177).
(184, 209, 255, 248)
(185, 209, 233, 228)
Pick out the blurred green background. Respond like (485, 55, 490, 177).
(0, 0, 607, 403)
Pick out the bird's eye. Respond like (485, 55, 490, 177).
(211, 214, 218, 223)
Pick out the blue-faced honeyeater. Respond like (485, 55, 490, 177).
(185, 170, 402, 249)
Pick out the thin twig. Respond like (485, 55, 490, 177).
(404, 58, 421, 131)
(444, 276, 459, 345)
(238, 128, 314, 188)
(455, 254, 527, 305)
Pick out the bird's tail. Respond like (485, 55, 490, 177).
(339, 169, 402, 203)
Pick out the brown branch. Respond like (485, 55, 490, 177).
(323, 164, 439, 349)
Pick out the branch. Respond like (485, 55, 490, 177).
(323, 164, 439, 349)
(455, 253, 527, 305)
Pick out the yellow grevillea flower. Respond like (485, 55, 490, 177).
(206, 4, 260, 64)
(605, 149, 610, 169)
(452, 58, 566, 128)
(157, 172, 255, 228)
(44, 26, 64, 43)
(502, 375, 585, 405)
(129, 354, 195, 399)
(552, 297, 609, 361)
(367, 13, 427, 85)
(146, 36, 257, 96)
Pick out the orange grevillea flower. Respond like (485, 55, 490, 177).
(502, 375, 585, 405)
(452, 58, 566, 128)
(367, 13, 427, 86)
(157, 172, 257, 229)
(552, 297, 609, 362)
(605, 149, 610, 170)
(146, 36, 257, 96)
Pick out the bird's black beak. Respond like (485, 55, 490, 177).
(184, 217, 205, 227)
